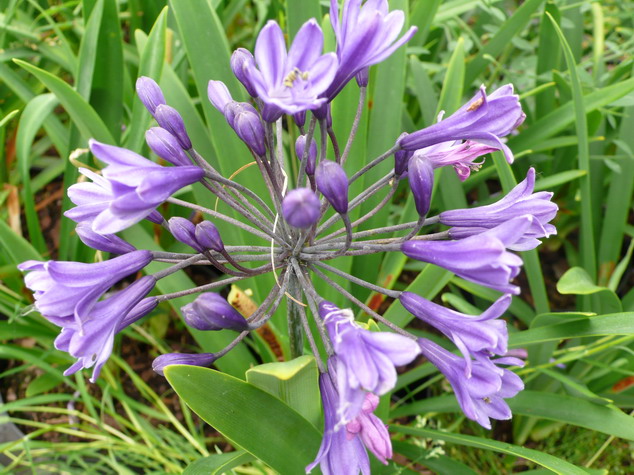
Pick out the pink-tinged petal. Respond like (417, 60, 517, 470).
(255, 21, 287, 86)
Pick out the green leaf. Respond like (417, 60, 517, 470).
(392, 425, 588, 475)
(13, 59, 114, 144)
(285, 0, 321, 39)
(0, 220, 41, 264)
(183, 451, 254, 475)
(557, 267, 604, 295)
(165, 365, 321, 474)
(246, 355, 320, 428)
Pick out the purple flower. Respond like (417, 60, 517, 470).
(243, 19, 338, 121)
(282, 188, 321, 228)
(152, 352, 219, 376)
(75, 222, 136, 254)
(146, 127, 191, 166)
(412, 139, 499, 181)
(231, 48, 259, 97)
(136, 76, 166, 116)
(320, 301, 419, 422)
(306, 368, 371, 475)
(316, 160, 349, 215)
(18, 250, 153, 326)
(65, 140, 204, 234)
(441, 168, 558, 250)
(418, 338, 524, 429)
(181, 293, 248, 332)
(326, 0, 417, 99)
(345, 393, 392, 465)
(154, 104, 192, 150)
(407, 154, 434, 217)
(169, 217, 203, 253)
(402, 216, 534, 294)
(399, 85, 525, 163)
(195, 221, 224, 253)
(400, 292, 511, 375)
(295, 135, 318, 175)
(53, 277, 156, 382)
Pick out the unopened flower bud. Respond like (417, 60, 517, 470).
(119, 297, 159, 329)
(181, 293, 248, 331)
(76, 222, 136, 254)
(394, 134, 412, 178)
(169, 217, 203, 252)
(231, 48, 258, 97)
(154, 104, 192, 150)
(355, 67, 369, 87)
(225, 102, 266, 156)
(408, 155, 434, 217)
(146, 127, 191, 166)
(146, 210, 165, 224)
(207, 80, 233, 113)
(152, 352, 218, 376)
(282, 188, 321, 228)
(295, 135, 318, 175)
(293, 111, 306, 128)
(316, 160, 349, 214)
(195, 221, 224, 252)
(136, 77, 166, 116)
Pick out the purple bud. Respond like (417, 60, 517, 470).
(146, 127, 191, 166)
(293, 111, 306, 128)
(75, 222, 136, 254)
(355, 67, 369, 87)
(313, 103, 330, 124)
(394, 134, 413, 178)
(226, 102, 266, 156)
(207, 80, 233, 113)
(118, 297, 159, 330)
(316, 160, 349, 214)
(154, 104, 192, 150)
(181, 293, 248, 331)
(282, 188, 321, 228)
(195, 221, 224, 252)
(152, 352, 218, 376)
(408, 155, 434, 217)
(295, 135, 318, 175)
(230, 48, 258, 97)
(169, 217, 203, 252)
(136, 77, 166, 116)
(146, 210, 165, 224)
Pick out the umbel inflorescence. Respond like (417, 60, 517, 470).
(19, 1, 558, 473)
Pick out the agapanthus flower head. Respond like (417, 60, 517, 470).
(306, 367, 371, 475)
(316, 160, 349, 215)
(442, 168, 558, 250)
(65, 140, 204, 234)
(295, 135, 318, 175)
(136, 76, 166, 116)
(152, 352, 219, 376)
(242, 19, 338, 121)
(181, 293, 248, 332)
(399, 85, 525, 163)
(146, 127, 191, 167)
(407, 154, 434, 217)
(402, 215, 533, 294)
(282, 188, 321, 228)
(18, 250, 153, 326)
(320, 301, 420, 422)
(154, 104, 192, 150)
(195, 221, 224, 253)
(400, 292, 511, 375)
(326, 0, 417, 99)
(53, 276, 156, 382)
(75, 222, 136, 255)
(418, 337, 524, 429)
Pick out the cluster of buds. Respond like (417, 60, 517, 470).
(19, 1, 557, 473)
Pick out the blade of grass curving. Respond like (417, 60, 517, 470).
(535, 2, 561, 120)
(392, 425, 588, 475)
(16, 93, 58, 255)
(409, 0, 442, 47)
(124, 7, 167, 153)
(76, 0, 104, 100)
(464, 0, 546, 87)
(547, 13, 596, 285)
